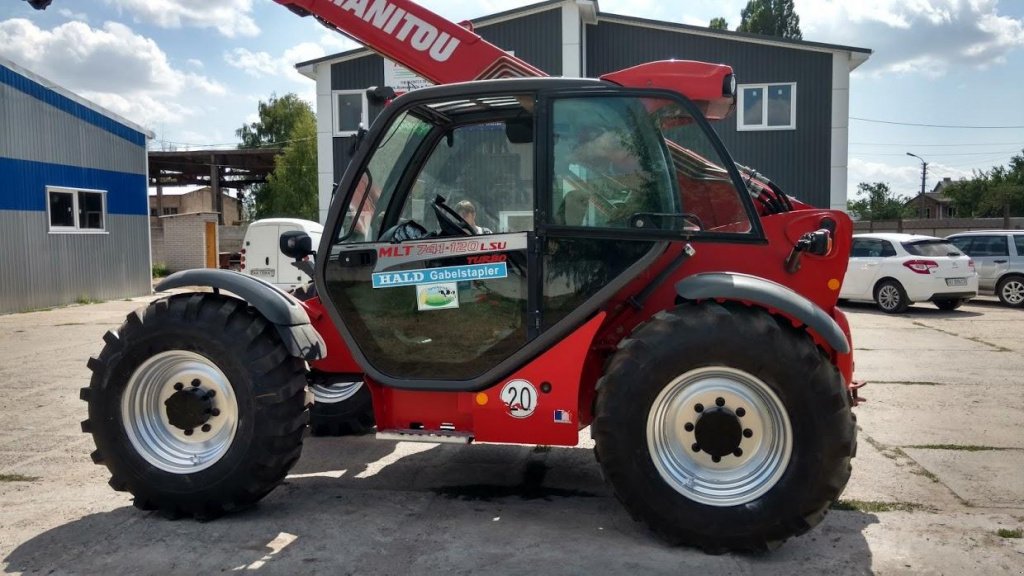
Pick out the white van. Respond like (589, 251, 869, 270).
(241, 218, 323, 290)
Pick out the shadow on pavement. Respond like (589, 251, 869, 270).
(6, 435, 878, 575)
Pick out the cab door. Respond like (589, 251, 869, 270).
(319, 104, 537, 387)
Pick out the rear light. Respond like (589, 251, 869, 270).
(968, 259, 976, 272)
(903, 259, 939, 274)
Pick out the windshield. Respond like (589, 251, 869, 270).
(902, 240, 963, 257)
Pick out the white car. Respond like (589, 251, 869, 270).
(840, 233, 978, 313)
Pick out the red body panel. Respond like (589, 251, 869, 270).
(367, 313, 606, 446)
(602, 61, 735, 120)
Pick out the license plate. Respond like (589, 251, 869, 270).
(249, 268, 275, 277)
(946, 277, 968, 286)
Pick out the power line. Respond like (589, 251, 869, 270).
(850, 117, 1024, 129)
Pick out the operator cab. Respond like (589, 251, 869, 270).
(317, 78, 763, 390)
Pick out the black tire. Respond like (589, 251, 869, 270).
(81, 293, 308, 519)
(307, 375, 375, 436)
(874, 279, 910, 314)
(933, 298, 964, 311)
(996, 275, 1024, 308)
(592, 303, 856, 552)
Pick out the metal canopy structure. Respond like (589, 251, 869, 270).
(149, 148, 282, 223)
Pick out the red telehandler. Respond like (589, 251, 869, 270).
(81, 0, 860, 551)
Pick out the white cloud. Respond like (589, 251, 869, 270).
(225, 42, 324, 84)
(849, 157, 973, 197)
(797, 0, 1024, 77)
(0, 18, 226, 127)
(57, 8, 89, 22)
(103, 0, 259, 38)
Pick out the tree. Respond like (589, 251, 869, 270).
(943, 149, 1024, 223)
(253, 112, 319, 220)
(236, 93, 318, 220)
(847, 182, 910, 221)
(709, 17, 729, 30)
(737, 0, 802, 39)
(236, 93, 313, 149)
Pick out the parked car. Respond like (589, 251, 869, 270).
(945, 230, 1024, 308)
(840, 233, 977, 313)
(241, 218, 323, 291)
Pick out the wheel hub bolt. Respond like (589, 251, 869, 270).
(694, 403, 704, 413)
(736, 407, 746, 417)
(201, 424, 212, 433)
(191, 379, 201, 387)
(743, 428, 753, 438)
(684, 422, 695, 432)
(691, 443, 701, 453)
(715, 397, 725, 407)
(184, 429, 194, 436)
(173, 382, 184, 391)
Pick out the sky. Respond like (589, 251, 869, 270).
(1, 0, 1023, 200)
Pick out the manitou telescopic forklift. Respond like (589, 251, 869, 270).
(81, 0, 860, 551)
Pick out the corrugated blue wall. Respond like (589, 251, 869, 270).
(0, 61, 151, 313)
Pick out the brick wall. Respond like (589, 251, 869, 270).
(151, 212, 219, 272)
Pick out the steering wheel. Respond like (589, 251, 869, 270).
(431, 195, 475, 236)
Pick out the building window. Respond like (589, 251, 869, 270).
(333, 90, 368, 136)
(47, 186, 106, 233)
(737, 83, 796, 131)
(925, 207, 931, 218)
(163, 207, 179, 215)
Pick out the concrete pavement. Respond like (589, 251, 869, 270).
(1, 295, 1022, 575)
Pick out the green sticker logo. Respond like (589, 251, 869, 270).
(416, 282, 459, 310)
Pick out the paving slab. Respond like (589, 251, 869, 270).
(839, 433, 963, 510)
(856, 383, 1024, 449)
(904, 448, 1024, 508)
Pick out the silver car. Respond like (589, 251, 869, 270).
(946, 230, 1024, 307)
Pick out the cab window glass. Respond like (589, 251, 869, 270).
(399, 121, 534, 235)
(880, 241, 897, 257)
(1014, 235, 1024, 256)
(551, 96, 752, 234)
(339, 112, 432, 243)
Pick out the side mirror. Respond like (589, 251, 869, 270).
(280, 230, 314, 260)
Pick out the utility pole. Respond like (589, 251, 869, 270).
(906, 152, 928, 225)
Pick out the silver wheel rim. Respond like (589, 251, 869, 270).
(1002, 280, 1024, 305)
(309, 381, 363, 404)
(647, 367, 792, 507)
(878, 284, 901, 310)
(121, 351, 239, 474)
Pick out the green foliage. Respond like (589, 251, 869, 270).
(847, 182, 911, 220)
(254, 111, 319, 221)
(709, 17, 729, 30)
(943, 149, 1024, 217)
(152, 262, 170, 278)
(737, 0, 802, 39)
(997, 528, 1023, 539)
(236, 93, 313, 149)
(237, 93, 319, 221)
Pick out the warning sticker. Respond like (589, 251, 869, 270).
(416, 282, 459, 311)
(500, 379, 537, 419)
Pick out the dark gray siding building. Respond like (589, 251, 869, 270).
(0, 56, 153, 314)
(297, 0, 869, 220)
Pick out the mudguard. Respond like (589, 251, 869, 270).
(675, 272, 851, 354)
(156, 270, 326, 360)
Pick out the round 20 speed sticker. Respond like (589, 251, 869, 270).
(500, 379, 537, 419)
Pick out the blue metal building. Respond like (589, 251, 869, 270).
(0, 55, 153, 314)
